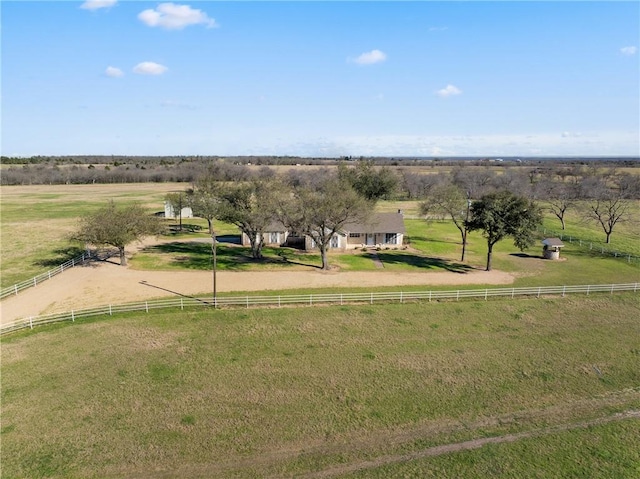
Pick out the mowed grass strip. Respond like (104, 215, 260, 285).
(2, 294, 639, 478)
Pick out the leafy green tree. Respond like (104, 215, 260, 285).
(338, 160, 398, 200)
(420, 184, 471, 261)
(73, 201, 164, 266)
(281, 178, 371, 270)
(466, 191, 542, 271)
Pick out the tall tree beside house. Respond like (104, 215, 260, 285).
(420, 184, 471, 261)
(466, 191, 542, 271)
(281, 178, 372, 270)
(218, 179, 282, 259)
(186, 177, 222, 235)
(72, 201, 164, 266)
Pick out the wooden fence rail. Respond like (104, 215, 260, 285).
(1, 283, 637, 336)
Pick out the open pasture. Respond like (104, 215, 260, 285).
(2, 184, 639, 290)
(2, 294, 639, 478)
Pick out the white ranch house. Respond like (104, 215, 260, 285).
(241, 212, 406, 251)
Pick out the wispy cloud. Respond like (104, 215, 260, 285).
(436, 84, 462, 98)
(138, 3, 217, 30)
(620, 46, 637, 56)
(105, 66, 124, 78)
(351, 49, 387, 65)
(133, 62, 168, 75)
(80, 0, 117, 11)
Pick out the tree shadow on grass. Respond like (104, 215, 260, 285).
(35, 246, 87, 268)
(376, 252, 474, 273)
(510, 253, 544, 259)
(407, 235, 461, 246)
(141, 242, 319, 270)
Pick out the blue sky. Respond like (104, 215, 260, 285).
(2, 1, 639, 157)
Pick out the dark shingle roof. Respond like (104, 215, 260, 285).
(344, 212, 405, 234)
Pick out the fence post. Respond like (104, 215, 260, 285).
(278, 296, 281, 308)
(587, 285, 590, 296)
(14, 284, 18, 296)
(537, 287, 541, 298)
(370, 293, 373, 304)
(485, 289, 488, 301)
(512, 288, 515, 299)
(71, 310, 75, 322)
(109, 304, 112, 315)
(33, 277, 37, 287)
(400, 291, 403, 304)
(456, 290, 459, 301)
(29, 317, 33, 329)
(562, 286, 566, 297)
(181, 298, 184, 310)
(145, 301, 149, 312)
(48, 271, 51, 280)
(429, 291, 432, 302)
(72, 258, 75, 267)
(340, 294, 343, 305)
(310, 295, 313, 306)
(246, 296, 249, 309)
(611, 284, 614, 294)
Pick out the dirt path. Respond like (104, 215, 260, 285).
(0, 253, 514, 324)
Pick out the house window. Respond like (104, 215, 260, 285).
(349, 233, 360, 238)
(331, 235, 339, 248)
(384, 233, 397, 244)
(270, 232, 279, 244)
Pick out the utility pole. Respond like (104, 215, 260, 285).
(211, 229, 217, 308)
(462, 191, 471, 262)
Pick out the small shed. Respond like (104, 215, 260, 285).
(542, 238, 565, 260)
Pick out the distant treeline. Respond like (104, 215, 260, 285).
(1, 156, 639, 200)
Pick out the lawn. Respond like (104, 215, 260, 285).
(2, 294, 639, 478)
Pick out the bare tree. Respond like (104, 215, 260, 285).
(586, 188, 629, 244)
(420, 184, 471, 261)
(218, 180, 282, 259)
(280, 178, 371, 270)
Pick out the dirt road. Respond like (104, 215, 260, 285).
(0, 258, 514, 324)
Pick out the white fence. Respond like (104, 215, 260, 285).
(0, 252, 94, 300)
(2, 283, 637, 336)
(540, 228, 640, 265)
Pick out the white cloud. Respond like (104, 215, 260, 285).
(105, 66, 124, 78)
(620, 46, 637, 56)
(436, 84, 462, 97)
(138, 3, 217, 30)
(133, 62, 168, 75)
(352, 49, 387, 65)
(80, 0, 117, 10)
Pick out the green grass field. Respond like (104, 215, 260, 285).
(2, 184, 639, 288)
(2, 294, 639, 478)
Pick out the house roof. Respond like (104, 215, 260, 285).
(344, 212, 406, 234)
(260, 212, 406, 235)
(542, 238, 565, 247)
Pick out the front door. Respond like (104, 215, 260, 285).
(366, 234, 375, 246)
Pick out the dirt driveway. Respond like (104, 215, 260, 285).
(1, 244, 515, 324)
